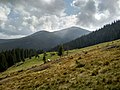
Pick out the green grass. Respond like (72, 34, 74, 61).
(0, 52, 59, 76)
(0, 39, 120, 90)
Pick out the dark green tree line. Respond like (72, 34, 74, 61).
(0, 48, 39, 72)
(52, 20, 120, 51)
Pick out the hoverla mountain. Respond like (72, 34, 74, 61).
(0, 27, 90, 51)
(52, 20, 120, 51)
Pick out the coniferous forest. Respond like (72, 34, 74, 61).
(1, 20, 120, 72)
(0, 49, 41, 72)
(52, 20, 120, 51)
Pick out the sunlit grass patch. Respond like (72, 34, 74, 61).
(0, 39, 120, 90)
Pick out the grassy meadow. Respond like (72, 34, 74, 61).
(0, 39, 120, 90)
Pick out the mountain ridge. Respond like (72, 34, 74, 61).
(51, 21, 120, 51)
(0, 27, 90, 51)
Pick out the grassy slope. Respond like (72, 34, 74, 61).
(0, 52, 59, 75)
(0, 39, 120, 90)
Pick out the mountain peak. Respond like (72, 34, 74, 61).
(0, 27, 90, 51)
(68, 26, 81, 29)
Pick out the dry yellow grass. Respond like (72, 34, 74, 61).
(0, 39, 120, 90)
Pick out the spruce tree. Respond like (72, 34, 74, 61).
(20, 49, 25, 62)
(43, 52, 46, 64)
(0, 53, 8, 72)
(57, 45, 64, 57)
(28, 49, 30, 59)
(12, 49, 17, 64)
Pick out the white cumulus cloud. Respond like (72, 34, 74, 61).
(0, 0, 120, 39)
(72, 0, 120, 30)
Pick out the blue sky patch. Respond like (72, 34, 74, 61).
(64, 0, 79, 15)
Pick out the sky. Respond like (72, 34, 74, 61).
(0, 0, 120, 39)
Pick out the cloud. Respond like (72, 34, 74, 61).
(0, 0, 67, 38)
(72, 0, 120, 30)
(0, 33, 25, 39)
(35, 15, 77, 32)
(0, 4, 10, 25)
(0, 0, 120, 39)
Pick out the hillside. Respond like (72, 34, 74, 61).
(0, 39, 120, 90)
(54, 27, 90, 43)
(0, 31, 61, 51)
(0, 27, 90, 51)
(0, 39, 18, 44)
(52, 21, 120, 51)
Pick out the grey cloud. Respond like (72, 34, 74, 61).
(0, 0, 66, 38)
(98, 0, 119, 13)
(73, 0, 120, 30)
(74, 0, 97, 28)
(0, 25, 32, 35)
(1, 0, 65, 16)
(0, 0, 120, 39)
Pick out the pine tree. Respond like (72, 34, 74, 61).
(15, 48, 21, 62)
(57, 45, 64, 57)
(0, 53, 8, 72)
(29, 50, 32, 59)
(20, 49, 25, 62)
(8, 52, 14, 67)
(12, 49, 17, 64)
(43, 52, 46, 64)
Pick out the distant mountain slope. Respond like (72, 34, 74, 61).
(54, 27, 90, 42)
(0, 31, 61, 51)
(52, 21, 120, 51)
(0, 27, 90, 51)
(0, 39, 15, 44)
